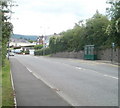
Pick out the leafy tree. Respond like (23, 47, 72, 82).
(84, 11, 110, 48)
(71, 23, 86, 51)
(106, 0, 120, 46)
(49, 36, 58, 53)
(49, 11, 110, 53)
(0, 0, 13, 65)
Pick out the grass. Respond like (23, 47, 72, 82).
(0, 64, 2, 107)
(2, 59, 14, 107)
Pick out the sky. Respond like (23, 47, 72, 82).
(11, 0, 109, 36)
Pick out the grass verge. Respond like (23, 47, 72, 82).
(0, 65, 2, 107)
(2, 59, 14, 107)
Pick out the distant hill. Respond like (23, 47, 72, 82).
(12, 34, 38, 41)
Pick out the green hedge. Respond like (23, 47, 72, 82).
(34, 45, 43, 50)
(34, 47, 51, 56)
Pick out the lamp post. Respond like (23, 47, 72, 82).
(40, 26, 49, 56)
(43, 36, 45, 55)
(111, 42, 115, 63)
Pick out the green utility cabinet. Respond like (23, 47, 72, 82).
(84, 45, 97, 60)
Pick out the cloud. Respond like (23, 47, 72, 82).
(11, 0, 108, 35)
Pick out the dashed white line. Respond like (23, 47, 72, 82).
(75, 67, 118, 80)
(75, 67, 83, 70)
(34, 56, 38, 59)
(26, 67, 32, 73)
(103, 75, 118, 80)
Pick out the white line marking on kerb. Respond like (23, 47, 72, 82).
(104, 75, 118, 80)
(26, 67, 32, 73)
(10, 70, 17, 107)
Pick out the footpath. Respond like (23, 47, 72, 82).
(92, 60, 119, 66)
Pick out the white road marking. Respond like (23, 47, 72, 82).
(75, 66, 118, 80)
(32, 73, 40, 79)
(56, 91, 80, 106)
(26, 67, 32, 73)
(30, 72, 75, 106)
(103, 75, 118, 80)
(32, 72, 55, 89)
(10, 70, 17, 108)
(26, 66, 56, 89)
(34, 56, 38, 59)
(75, 67, 83, 70)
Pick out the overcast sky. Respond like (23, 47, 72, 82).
(11, 0, 109, 36)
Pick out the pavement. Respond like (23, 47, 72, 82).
(93, 60, 119, 66)
(49, 56, 119, 66)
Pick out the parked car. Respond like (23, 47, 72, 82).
(9, 52, 15, 56)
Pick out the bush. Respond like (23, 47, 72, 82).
(34, 49, 43, 55)
(34, 45, 43, 50)
(34, 47, 51, 56)
(25, 50, 29, 54)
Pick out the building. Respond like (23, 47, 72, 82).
(9, 38, 36, 54)
(36, 36, 44, 45)
(36, 35, 51, 48)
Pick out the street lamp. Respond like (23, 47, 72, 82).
(40, 26, 50, 56)
(111, 42, 115, 63)
(7, 1, 18, 59)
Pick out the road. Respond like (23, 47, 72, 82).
(10, 55, 118, 106)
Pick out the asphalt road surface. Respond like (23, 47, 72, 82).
(10, 55, 118, 106)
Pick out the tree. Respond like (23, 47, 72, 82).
(106, 0, 120, 46)
(49, 11, 111, 53)
(0, 0, 13, 65)
(84, 11, 110, 48)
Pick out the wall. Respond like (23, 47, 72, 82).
(51, 51, 84, 59)
(51, 48, 119, 62)
(97, 48, 119, 62)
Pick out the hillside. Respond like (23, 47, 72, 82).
(12, 34, 38, 41)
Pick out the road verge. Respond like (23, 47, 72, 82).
(2, 59, 14, 107)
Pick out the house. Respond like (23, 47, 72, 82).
(9, 38, 36, 54)
(36, 36, 44, 45)
(36, 35, 51, 48)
